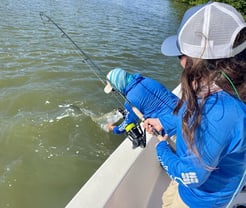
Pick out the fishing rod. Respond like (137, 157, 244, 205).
(40, 12, 166, 147)
(40, 12, 124, 108)
(40, 12, 106, 86)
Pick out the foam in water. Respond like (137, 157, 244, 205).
(50, 103, 123, 132)
(91, 109, 123, 132)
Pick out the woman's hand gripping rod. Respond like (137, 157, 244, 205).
(131, 106, 176, 151)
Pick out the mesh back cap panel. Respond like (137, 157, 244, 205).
(163, 2, 246, 59)
(179, 2, 246, 59)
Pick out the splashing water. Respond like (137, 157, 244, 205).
(91, 109, 124, 132)
(46, 103, 123, 132)
(56, 104, 84, 120)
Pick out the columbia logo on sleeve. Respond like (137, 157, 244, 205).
(181, 172, 199, 184)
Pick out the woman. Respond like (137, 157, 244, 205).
(144, 2, 246, 208)
(104, 68, 178, 135)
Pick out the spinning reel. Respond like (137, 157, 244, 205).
(125, 123, 146, 149)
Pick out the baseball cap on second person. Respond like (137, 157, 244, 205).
(161, 2, 246, 59)
(104, 68, 133, 95)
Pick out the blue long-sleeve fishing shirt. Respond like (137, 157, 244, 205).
(112, 73, 178, 134)
(157, 91, 246, 207)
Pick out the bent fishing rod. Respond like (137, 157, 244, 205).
(40, 12, 106, 85)
(39, 12, 165, 142)
(40, 12, 125, 107)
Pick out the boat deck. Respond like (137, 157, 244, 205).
(66, 135, 246, 208)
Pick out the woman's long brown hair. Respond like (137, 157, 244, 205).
(174, 28, 246, 157)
